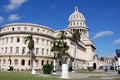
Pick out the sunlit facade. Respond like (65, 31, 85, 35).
(0, 7, 97, 71)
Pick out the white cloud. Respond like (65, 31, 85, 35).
(8, 14, 20, 21)
(0, 16, 4, 23)
(5, 0, 28, 11)
(114, 39, 120, 45)
(93, 31, 113, 39)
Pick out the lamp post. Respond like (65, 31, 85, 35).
(7, 55, 11, 71)
(53, 52, 57, 74)
(116, 49, 120, 74)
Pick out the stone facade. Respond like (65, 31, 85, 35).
(0, 7, 97, 71)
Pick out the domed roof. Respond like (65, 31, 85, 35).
(68, 7, 85, 22)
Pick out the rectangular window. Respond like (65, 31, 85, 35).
(42, 39, 44, 45)
(37, 29, 39, 32)
(5, 47, 7, 54)
(36, 48, 39, 54)
(10, 47, 12, 53)
(46, 49, 49, 55)
(24, 27, 27, 31)
(23, 37, 26, 44)
(47, 40, 49, 46)
(36, 39, 39, 44)
(31, 28, 33, 31)
(42, 48, 44, 55)
(6, 38, 8, 43)
(22, 47, 26, 54)
(11, 37, 13, 43)
(18, 27, 20, 31)
(17, 37, 20, 42)
(16, 47, 19, 54)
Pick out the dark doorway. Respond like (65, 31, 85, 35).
(93, 63, 96, 70)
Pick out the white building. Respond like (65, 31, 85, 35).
(0, 7, 97, 71)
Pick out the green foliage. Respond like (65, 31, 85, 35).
(71, 29, 81, 43)
(68, 66, 72, 72)
(42, 64, 53, 74)
(7, 66, 14, 71)
(25, 34, 34, 50)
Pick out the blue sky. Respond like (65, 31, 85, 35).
(0, 0, 120, 57)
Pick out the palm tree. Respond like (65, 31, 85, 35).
(58, 30, 67, 41)
(71, 29, 81, 71)
(25, 34, 35, 74)
(58, 30, 70, 78)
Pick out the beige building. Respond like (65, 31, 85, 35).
(0, 7, 98, 71)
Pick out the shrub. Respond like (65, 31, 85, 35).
(42, 64, 53, 74)
(7, 66, 14, 71)
(68, 66, 72, 72)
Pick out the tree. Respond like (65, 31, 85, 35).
(58, 30, 70, 78)
(71, 29, 81, 71)
(25, 34, 35, 74)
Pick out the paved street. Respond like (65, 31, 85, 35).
(37, 71, 120, 80)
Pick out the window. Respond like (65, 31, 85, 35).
(77, 22, 79, 25)
(24, 27, 27, 30)
(12, 28, 14, 31)
(42, 39, 44, 45)
(2, 48, 3, 53)
(46, 49, 49, 55)
(14, 59, 18, 65)
(37, 29, 39, 32)
(10, 47, 12, 53)
(3, 59, 6, 65)
(42, 48, 44, 55)
(36, 60, 39, 65)
(41, 60, 44, 65)
(11, 37, 13, 43)
(16, 47, 19, 54)
(36, 48, 39, 54)
(17, 37, 20, 42)
(23, 37, 26, 44)
(31, 28, 33, 31)
(36, 39, 39, 44)
(28, 60, 30, 65)
(5, 47, 7, 54)
(0, 59, 1, 64)
(47, 60, 49, 64)
(46, 40, 49, 46)
(6, 38, 8, 43)
(22, 47, 26, 54)
(21, 59, 25, 65)
(18, 27, 20, 31)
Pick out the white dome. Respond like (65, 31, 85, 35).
(68, 7, 85, 22)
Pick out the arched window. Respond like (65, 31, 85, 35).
(41, 60, 44, 65)
(47, 60, 49, 64)
(21, 59, 25, 65)
(14, 59, 18, 65)
(28, 60, 30, 65)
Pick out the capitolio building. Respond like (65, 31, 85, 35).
(0, 7, 99, 71)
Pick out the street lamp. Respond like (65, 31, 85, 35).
(7, 55, 11, 71)
(53, 52, 57, 74)
(116, 49, 120, 74)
